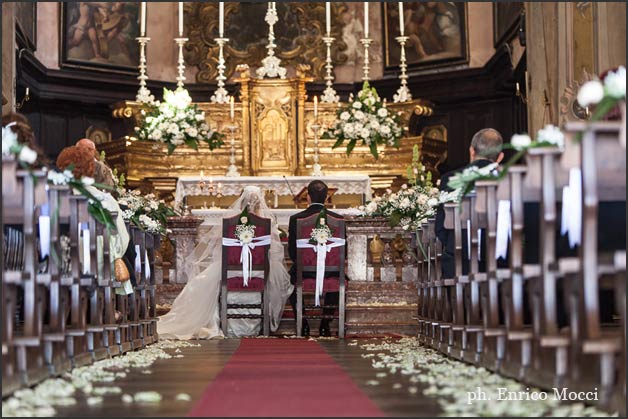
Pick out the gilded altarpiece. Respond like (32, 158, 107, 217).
(107, 67, 445, 198)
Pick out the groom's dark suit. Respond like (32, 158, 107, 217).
(288, 203, 343, 328)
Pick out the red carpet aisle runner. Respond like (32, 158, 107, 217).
(189, 338, 385, 417)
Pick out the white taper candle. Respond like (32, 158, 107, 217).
(230, 96, 235, 121)
(178, 2, 184, 36)
(364, 2, 369, 38)
(140, 2, 147, 37)
(326, 2, 331, 36)
(398, 2, 404, 36)
(219, 2, 224, 37)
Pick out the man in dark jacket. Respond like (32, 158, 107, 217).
(435, 128, 504, 279)
(288, 180, 343, 337)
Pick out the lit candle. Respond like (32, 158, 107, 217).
(313, 96, 318, 119)
(219, 2, 224, 37)
(325, 2, 331, 36)
(230, 96, 235, 121)
(140, 2, 147, 37)
(178, 2, 184, 37)
(209, 176, 213, 184)
(398, 2, 404, 36)
(200, 170, 204, 179)
(364, 2, 369, 38)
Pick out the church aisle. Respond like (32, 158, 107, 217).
(8, 338, 616, 417)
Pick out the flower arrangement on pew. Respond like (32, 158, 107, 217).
(135, 87, 224, 155)
(359, 146, 454, 231)
(117, 188, 178, 236)
(2, 122, 39, 169)
(576, 65, 626, 122)
(447, 124, 566, 204)
(47, 169, 115, 229)
(322, 81, 403, 159)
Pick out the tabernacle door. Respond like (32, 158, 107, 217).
(248, 79, 298, 176)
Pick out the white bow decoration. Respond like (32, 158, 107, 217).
(561, 168, 582, 248)
(222, 235, 272, 287)
(296, 237, 345, 307)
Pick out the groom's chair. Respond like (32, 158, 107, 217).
(295, 214, 346, 338)
(221, 212, 271, 336)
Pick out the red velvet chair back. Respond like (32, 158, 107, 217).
(222, 210, 271, 271)
(296, 213, 345, 271)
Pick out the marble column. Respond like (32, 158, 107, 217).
(167, 216, 203, 284)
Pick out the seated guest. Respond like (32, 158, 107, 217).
(76, 138, 116, 189)
(435, 128, 504, 279)
(56, 145, 134, 301)
(288, 180, 343, 337)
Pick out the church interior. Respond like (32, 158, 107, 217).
(1, 1, 626, 417)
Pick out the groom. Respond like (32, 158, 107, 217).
(288, 180, 342, 337)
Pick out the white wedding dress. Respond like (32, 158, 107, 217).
(157, 186, 294, 339)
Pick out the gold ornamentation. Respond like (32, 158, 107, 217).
(184, 2, 349, 82)
(369, 234, 385, 264)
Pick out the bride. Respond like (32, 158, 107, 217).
(158, 186, 293, 339)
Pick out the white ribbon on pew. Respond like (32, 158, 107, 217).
(38, 215, 50, 259)
(144, 250, 151, 281)
(296, 238, 346, 307)
(567, 168, 582, 248)
(222, 235, 272, 287)
(495, 200, 511, 260)
(467, 220, 471, 260)
(560, 185, 570, 236)
(82, 226, 91, 275)
(135, 245, 141, 274)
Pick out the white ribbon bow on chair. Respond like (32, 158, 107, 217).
(222, 235, 272, 287)
(296, 238, 345, 307)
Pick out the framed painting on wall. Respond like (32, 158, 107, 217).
(60, 2, 141, 74)
(493, 2, 524, 47)
(383, 2, 468, 71)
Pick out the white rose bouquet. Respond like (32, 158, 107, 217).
(309, 210, 333, 245)
(117, 189, 178, 236)
(576, 66, 625, 122)
(2, 122, 39, 168)
(135, 87, 224, 154)
(235, 208, 256, 244)
(322, 81, 403, 159)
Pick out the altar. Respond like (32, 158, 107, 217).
(174, 174, 372, 209)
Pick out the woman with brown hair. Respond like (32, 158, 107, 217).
(2, 112, 49, 167)
(56, 145, 135, 301)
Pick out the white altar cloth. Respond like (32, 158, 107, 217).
(174, 175, 372, 207)
(192, 208, 363, 228)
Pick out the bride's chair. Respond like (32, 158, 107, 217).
(295, 213, 346, 338)
(221, 212, 271, 337)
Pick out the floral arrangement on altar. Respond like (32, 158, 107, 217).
(322, 81, 403, 159)
(447, 124, 567, 204)
(359, 147, 454, 230)
(117, 188, 178, 236)
(135, 87, 224, 155)
(235, 208, 256, 244)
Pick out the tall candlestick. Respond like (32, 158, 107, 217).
(140, 2, 147, 37)
(230, 96, 235, 121)
(398, 2, 404, 36)
(313, 96, 318, 119)
(325, 2, 331, 36)
(364, 2, 369, 38)
(178, 2, 184, 36)
(219, 2, 224, 37)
